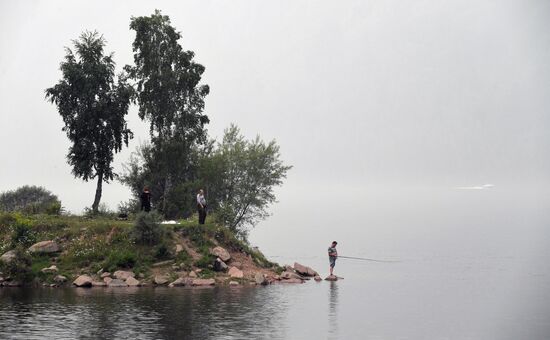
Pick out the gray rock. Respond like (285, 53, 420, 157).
(191, 278, 215, 286)
(154, 275, 169, 285)
(113, 270, 134, 281)
(92, 281, 107, 287)
(210, 246, 231, 262)
(126, 276, 140, 287)
(103, 277, 113, 284)
(229, 281, 240, 286)
(293, 262, 318, 277)
(107, 279, 128, 287)
(324, 275, 338, 281)
(168, 277, 192, 287)
(0, 250, 17, 263)
(100, 272, 111, 278)
(54, 275, 67, 283)
(41, 265, 58, 274)
(214, 258, 228, 272)
(280, 271, 303, 280)
(28, 241, 60, 254)
(314, 275, 322, 282)
(73, 275, 93, 287)
(255, 273, 268, 285)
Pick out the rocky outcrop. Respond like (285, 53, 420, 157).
(28, 241, 60, 254)
(293, 262, 318, 277)
(210, 246, 231, 262)
(228, 266, 244, 279)
(113, 270, 134, 281)
(0, 250, 17, 263)
(73, 275, 93, 287)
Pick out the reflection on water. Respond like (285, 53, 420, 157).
(328, 281, 339, 340)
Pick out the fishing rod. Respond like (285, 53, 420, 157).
(337, 256, 400, 263)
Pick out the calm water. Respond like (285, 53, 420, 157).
(1, 186, 549, 339)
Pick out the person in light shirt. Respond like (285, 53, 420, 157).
(196, 189, 207, 224)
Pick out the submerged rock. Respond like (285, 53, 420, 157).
(314, 275, 322, 282)
(191, 278, 215, 286)
(255, 273, 268, 285)
(324, 275, 338, 281)
(107, 279, 127, 287)
(279, 278, 303, 284)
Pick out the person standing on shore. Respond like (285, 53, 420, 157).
(140, 187, 151, 212)
(328, 241, 338, 276)
(197, 189, 207, 224)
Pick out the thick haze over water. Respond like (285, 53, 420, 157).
(1, 1, 549, 338)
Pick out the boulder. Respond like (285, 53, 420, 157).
(28, 240, 60, 254)
(107, 279, 127, 287)
(213, 258, 228, 272)
(175, 244, 184, 254)
(228, 266, 244, 279)
(103, 277, 113, 284)
(314, 275, 322, 282)
(189, 271, 198, 278)
(54, 275, 67, 283)
(113, 270, 135, 281)
(324, 275, 338, 281)
(126, 276, 140, 287)
(6, 281, 22, 287)
(100, 272, 111, 279)
(229, 281, 240, 286)
(0, 277, 4, 283)
(279, 278, 304, 284)
(154, 275, 169, 285)
(232, 261, 243, 269)
(191, 278, 215, 286)
(293, 262, 318, 277)
(73, 275, 93, 287)
(41, 265, 58, 274)
(210, 246, 231, 262)
(168, 277, 192, 287)
(255, 273, 268, 285)
(92, 281, 107, 287)
(0, 250, 17, 263)
(280, 271, 303, 280)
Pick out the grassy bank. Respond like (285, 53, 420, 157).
(0, 212, 280, 286)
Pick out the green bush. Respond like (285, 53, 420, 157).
(153, 242, 172, 260)
(131, 211, 164, 245)
(10, 221, 36, 248)
(103, 249, 137, 271)
(0, 185, 61, 215)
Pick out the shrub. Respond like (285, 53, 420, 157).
(153, 242, 172, 260)
(131, 211, 163, 245)
(103, 249, 137, 271)
(10, 221, 36, 248)
(0, 185, 61, 215)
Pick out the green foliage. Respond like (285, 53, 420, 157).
(200, 125, 292, 237)
(131, 211, 164, 245)
(45, 31, 133, 214)
(103, 248, 137, 271)
(194, 253, 216, 269)
(153, 242, 173, 260)
(0, 186, 62, 215)
(121, 10, 210, 217)
(0, 246, 33, 282)
(10, 221, 36, 248)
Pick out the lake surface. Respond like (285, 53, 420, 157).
(1, 185, 549, 339)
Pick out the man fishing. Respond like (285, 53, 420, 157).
(328, 241, 338, 276)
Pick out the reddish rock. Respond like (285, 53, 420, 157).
(169, 278, 192, 287)
(324, 275, 338, 281)
(210, 246, 231, 262)
(228, 266, 244, 279)
(126, 276, 140, 287)
(73, 275, 93, 287)
(107, 279, 127, 287)
(103, 277, 113, 284)
(92, 281, 107, 287)
(113, 270, 135, 281)
(28, 241, 60, 254)
(154, 275, 169, 285)
(293, 262, 318, 277)
(191, 278, 215, 286)
(100, 272, 111, 279)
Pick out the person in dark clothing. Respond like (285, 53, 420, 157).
(140, 187, 151, 212)
(328, 241, 338, 276)
(197, 189, 207, 224)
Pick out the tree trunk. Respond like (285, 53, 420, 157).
(92, 170, 104, 214)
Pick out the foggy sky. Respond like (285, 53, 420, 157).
(1, 0, 549, 216)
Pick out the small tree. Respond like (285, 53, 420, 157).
(202, 125, 292, 237)
(46, 31, 133, 214)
